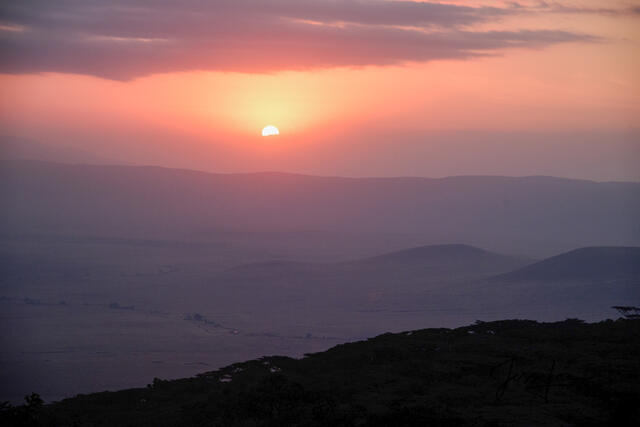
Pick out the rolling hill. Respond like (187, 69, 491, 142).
(351, 244, 530, 277)
(461, 247, 640, 322)
(206, 245, 640, 328)
(207, 244, 530, 310)
(493, 246, 640, 282)
(221, 244, 530, 287)
(2, 160, 639, 257)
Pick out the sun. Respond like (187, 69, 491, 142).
(262, 125, 279, 137)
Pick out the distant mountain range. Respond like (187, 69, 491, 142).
(2, 160, 639, 257)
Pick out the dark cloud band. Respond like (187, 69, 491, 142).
(0, 0, 601, 80)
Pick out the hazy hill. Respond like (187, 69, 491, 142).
(2, 160, 639, 257)
(222, 244, 529, 285)
(456, 247, 640, 322)
(208, 245, 529, 310)
(352, 244, 529, 277)
(493, 246, 640, 282)
(209, 245, 639, 324)
(8, 319, 638, 426)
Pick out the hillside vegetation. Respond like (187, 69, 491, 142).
(4, 318, 639, 426)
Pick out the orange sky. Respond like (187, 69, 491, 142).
(1, 1, 639, 180)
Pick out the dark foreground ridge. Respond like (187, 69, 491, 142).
(3, 319, 639, 426)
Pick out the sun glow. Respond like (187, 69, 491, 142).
(262, 125, 279, 137)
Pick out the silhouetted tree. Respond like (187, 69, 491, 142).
(612, 306, 640, 319)
(0, 393, 44, 427)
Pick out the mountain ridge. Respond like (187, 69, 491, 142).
(4, 158, 640, 184)
(2, 160, 639, 257)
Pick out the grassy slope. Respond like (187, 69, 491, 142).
(4, 319, 640, 426)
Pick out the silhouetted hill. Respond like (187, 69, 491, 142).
(454, 247, 640, 322)
(354, 244, 529, 276)
(2, 160, 639, 256)
(494, 246, 640, 282)
(203, 245, 640, 333)
(6, 319, 638, 426)
(211, 244, 530, 316)
(225, 244, 529, 282)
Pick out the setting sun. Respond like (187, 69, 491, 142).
(262, 125, 279, 137)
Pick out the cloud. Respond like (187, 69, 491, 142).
(491, 0, 640, 14)
(522, 1, 640, 15)
(0, 0, 600, 80)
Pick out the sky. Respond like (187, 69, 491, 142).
(1, 0, 639, 181)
